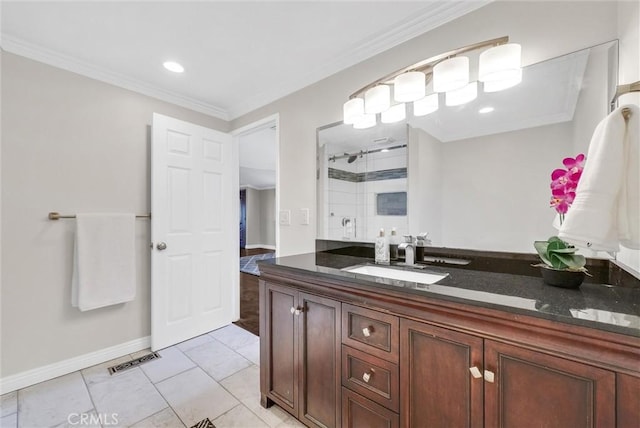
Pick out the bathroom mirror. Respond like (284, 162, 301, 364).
(317, 40, 618, 253)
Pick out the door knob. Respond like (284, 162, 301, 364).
(156, 242, 167, 251)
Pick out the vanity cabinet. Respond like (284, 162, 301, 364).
(401, 318, 616, 428)
(260, 281, 341, 428)
(259, 264, 639, 428)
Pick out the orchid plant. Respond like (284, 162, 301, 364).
(550, 154, 585, 224)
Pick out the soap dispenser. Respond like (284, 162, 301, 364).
(389, 227, 399, 260)
(415, 232, 431, 262)
(375, 228, 390, 265)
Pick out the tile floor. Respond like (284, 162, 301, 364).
(0, 324, 303, 428)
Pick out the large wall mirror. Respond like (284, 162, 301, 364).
(317, 40, 618, 253)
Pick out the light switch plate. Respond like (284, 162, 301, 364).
(279, 210, 291, 226)
(300, 208, 310, 225)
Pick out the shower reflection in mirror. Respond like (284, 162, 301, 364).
(318, 123, 409, 241)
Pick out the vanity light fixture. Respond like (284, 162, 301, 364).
(342, 36, 522, 128)
(163, 61, 184, 73)
(413, 93, 439, 116)
(433, 56, 469, 93)
(394, 71, 426, 102)
(353, 113, 377, 129)
(446, 82, 478, 106)
(381, 104, 406, 124)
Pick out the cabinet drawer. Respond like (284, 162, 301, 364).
(342, 387, 399, 428)
(342, 345, 399, 412)
(342, 304, 399, 363)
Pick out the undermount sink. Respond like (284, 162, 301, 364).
(341, 264, 449, 285)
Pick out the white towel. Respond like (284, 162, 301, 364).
(559, 104, 639, 252)
(72, 213, 136, 311)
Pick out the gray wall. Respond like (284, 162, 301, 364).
(244, 187, 275, 248)
(1, 52, 228, 377)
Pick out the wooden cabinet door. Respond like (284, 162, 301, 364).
(299, 292, 342, 428)
(400, 319, 484, 428)
(484, 340, 615, 428)
(261, 282, 298, 415)
(617, 373, 640, 428)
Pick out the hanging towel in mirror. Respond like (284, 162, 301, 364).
(559, 104, 639, 251)
(72, 213, 136, 311)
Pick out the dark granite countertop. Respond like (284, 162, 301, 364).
(259, 252, 640, 338)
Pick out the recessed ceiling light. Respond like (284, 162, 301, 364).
(163, 61, 184, 73)
(479, 106, 494, 114)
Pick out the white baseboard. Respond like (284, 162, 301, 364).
(0, 336, 150, 394)
(244, 244, 276, 250)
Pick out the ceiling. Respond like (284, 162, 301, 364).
(0, 1, 488, 121)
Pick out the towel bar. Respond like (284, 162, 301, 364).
(611, 80, 640, 112)
(48, 212, 151, 220)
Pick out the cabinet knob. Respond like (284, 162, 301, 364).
(290, 307, 296, 314)
(362, 371, 372, 383)
(484, 370, 495, 383)
(469, 366, 482, 379)
(362, 327, 372, 337)
(290, 306, 302, 315)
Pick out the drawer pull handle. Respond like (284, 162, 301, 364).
(362, 327, 372, 337)
(362, 372, 372, 383)
(484, 370, 495, 383)
(469, 366, 482, 379)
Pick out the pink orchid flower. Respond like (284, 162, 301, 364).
(549, 153, 585, 218)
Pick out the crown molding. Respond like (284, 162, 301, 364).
(0, 34, 230, 120)
(226, 1, 492, 119)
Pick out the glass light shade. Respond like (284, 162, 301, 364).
(413, 93, 439, 116)
(446, 82, 477, 106)
(343, 98, 364, 124)
(381, 104, 406, 124)
(364, 85, 391, 114)
(483, 68, 522, 92)
(393, 71, 426, 102)
(433, 56, 469, 92)
(479, 43, 522, 83)
(353, 113, 377, 129)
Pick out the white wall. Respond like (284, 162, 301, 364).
(244, 187, 276, 248)
(259, 188, 276, 246)
(408, 127, 443, 246)
(1, 52, 228, 378)
(231, 1, 620, 257)
(441, 122, 574, 252)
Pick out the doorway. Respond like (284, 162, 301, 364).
(233, 115, 279, 336)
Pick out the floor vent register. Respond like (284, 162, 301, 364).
(107, 352, 161, 375)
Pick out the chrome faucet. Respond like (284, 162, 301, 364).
(398, 235, 415, 266)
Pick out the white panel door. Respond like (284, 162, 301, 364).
(151, 113, 237, 351)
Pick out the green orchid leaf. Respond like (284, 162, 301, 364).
(534, 241, 553, 266)
(552, 253, 586, 269)
(547, 236, 565, 245)
(548, 252, 567, 269)
(548, 248, 578, 254)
